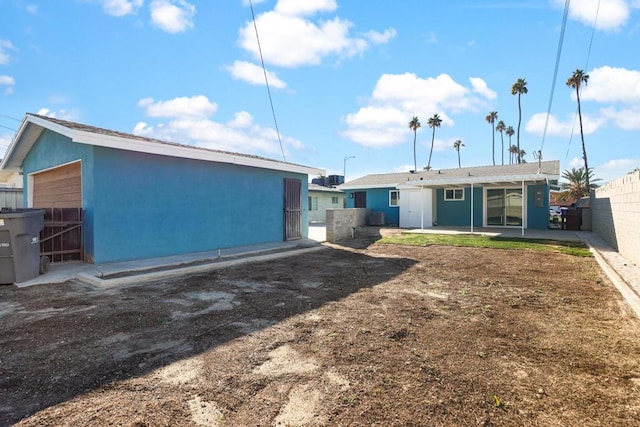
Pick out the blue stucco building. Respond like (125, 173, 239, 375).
(0, 114, 323, 264)
(340, 161, 559, 232)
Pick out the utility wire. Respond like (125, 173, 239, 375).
(565, 0, 601, 160)
(249, 0, 286, 162)
(540, 0, 570, 156)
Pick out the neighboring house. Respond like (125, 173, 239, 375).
(0, 114, 323, 264)
(0, 165, 23, 209)
(339, 161, 560, 231)
(308, 183, 345, 223)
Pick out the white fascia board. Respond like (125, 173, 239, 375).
(338, 183, 398, 190)
(405, 173, 557, 187)
(26, 114, 74, 138)
(72, 129, 324, 176)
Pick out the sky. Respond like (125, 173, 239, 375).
(1, 0, 639, 185)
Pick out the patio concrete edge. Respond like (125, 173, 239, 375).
(75, 246, 327, 289)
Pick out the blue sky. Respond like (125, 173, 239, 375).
(1, 0, 639, 184)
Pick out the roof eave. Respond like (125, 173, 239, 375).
(404, 173, 560, 187)
(1, 114, 324, 176)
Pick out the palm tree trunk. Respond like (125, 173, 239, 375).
(427, 128, 435, 169)
(500, 132, 504, 165)
(413, 131, 417, 172)
(491, 124, 495, 166)
(517, 95, 522, 163)
(576, 88, 590, 191)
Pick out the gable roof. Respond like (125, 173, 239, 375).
(0, 114, 324, 176)
(339, 161, 560, 190)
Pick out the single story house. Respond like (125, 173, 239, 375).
(0, 114, 323, 264)
(339, 161, 560, 233)
(308, 183, 345, 223)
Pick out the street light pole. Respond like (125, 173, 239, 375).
(343, 156, 355, 182)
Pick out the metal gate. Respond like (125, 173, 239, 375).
(283, 178, 301, 241)
(40, 208, 83, 263)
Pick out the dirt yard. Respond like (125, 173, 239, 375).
(2, 237, 640, 426)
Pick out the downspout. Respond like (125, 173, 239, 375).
(521, 179, 525, 237)
(420, 187, 424, 230)
(471, 183, 474, 234)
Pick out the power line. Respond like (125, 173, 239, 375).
(249, 0, 286, 162)
(539, 0, 570, 156)
(565, 0, 601, 160)
(0, 124, 17, 132)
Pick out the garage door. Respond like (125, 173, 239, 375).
(33, 162, 82, 208)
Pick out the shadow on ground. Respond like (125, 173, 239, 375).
(0, 245, 416, 426)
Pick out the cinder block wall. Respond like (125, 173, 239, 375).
(592, 171, 640, 267)
(326, 208, 370, 242)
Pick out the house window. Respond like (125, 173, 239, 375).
(308, 196, 318, 211)
(444, 188, 464, 201)
(331, 196, 339, 204)
(389, 190, 400, 207)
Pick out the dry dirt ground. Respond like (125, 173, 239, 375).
(2, 236, 640, 426)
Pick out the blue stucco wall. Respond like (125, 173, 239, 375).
(435, 187, 483, 227)
(21, 130, 96, 258)
(344, 188, 399, 225)
(527, 184, 550, 229)
(91, 147, 308, 263)
(21, 129, 309, 264)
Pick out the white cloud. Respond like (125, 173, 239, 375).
(35, 108, 78, 121)
(225, 61, 286, 89)
(137, 95, 217, 119)
(595, 158, 640, 183)
(25, 4, 38, 14)
(341, 72, 492, 148)
(364, 28, 398, 44)
(135, 95, 304, 157)
(150, 0, 195, 33)
(526, 112, 604, 136)
(552, 0, 630, 31)
(341, 106, 409, 148)
(238, 6, 395, 67)
(580, 66, 640, 104)
(0, 75, 15, 95)
(600, 106, 640, 130)
(99, 0, 143, 16)
(0, 40, 16, 65)
(469, 77, 497, 100)
(274, 0, 337, 17)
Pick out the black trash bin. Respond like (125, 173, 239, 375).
(0, 209, 45, 284)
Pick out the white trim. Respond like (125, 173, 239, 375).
(2, 115, 323, 177)
(482, 185, 528, 228)
(406, 173, 557, 187)
(444, 188, 465, 201)
(389, 189, 400, 207)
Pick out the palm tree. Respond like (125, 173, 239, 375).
(509, 145, 519, 164)
(426, 113, 442, 170)
(506, 126, 515, 164)
(511, 78, 528, 163)
(408, 116, 421, 172)
(567, 69, 591, 192)
(519, 148, 527, 163)
(485, 111, 498, 166)
(495, 120, 506, 165)
(453, 139, 464, 168)
(559, 167, 601, 200)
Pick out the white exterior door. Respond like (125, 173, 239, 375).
(399, 189, 432, 228)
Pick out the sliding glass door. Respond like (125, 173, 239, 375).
(486, 188, 523, 226)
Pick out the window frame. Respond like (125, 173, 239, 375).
(389, 190, 400, 207)
(331, 196, 339, 204)
(308, 196, 318, 211)
(444, 188, 465, 201)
